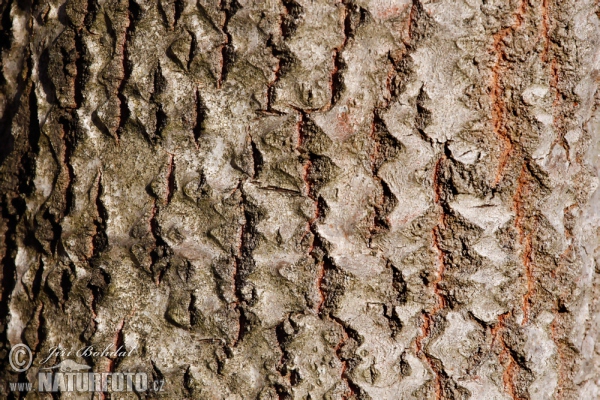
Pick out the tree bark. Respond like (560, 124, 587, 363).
(1, 0, 600, 398)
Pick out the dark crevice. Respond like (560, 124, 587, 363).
(0, 12, 30, 166)
(295, 112, 363, 396)
(0, 79, 39, 373)
(91, 173, 109, 257)
(85, 267, 110, 343)
(369, 113, 399, 242)
(60, 268, 72, 303)
(193, 89, 207, 144)
(187, 29, 197, 70)
(21, 82, 41, 197)
(250, 137, 263, 179)
(166, 154, 176, 204)
(274, 316, 295, 396)
(218, 0, 241, 87)
(414, 85, 434, 145)
(58, 116, 76, 217)
(43, 208, 62, 255)
(146, 196, 174, 283)
(265, 37, 296, 111)
(183, 365, 194, 396)
(157, 0, 170, 28)
(151, 63, 168, 143)
(116, 0, 141, 138)
(188, 292, 198, 326)
(232, 187, 262, 346)
(84, 0, 99, 29)
(330, 3, 367, 109)
(0, 197, 25, 335)
(174, 0, 184, 27)
(331, 314, 365, 398)
(0, 1, 13, 54)
(73, 10, 88, 109)
(391, 263, 408, 305)
(281, 0, 303, 39)
(155, 104, 167, 139)
(236, 306, 254, 345)
(34, 304, 46, 356)
(109, 320, 127, 373)
(31, 259, 44, 300)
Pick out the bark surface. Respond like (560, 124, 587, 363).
(1, 0, 600, 398)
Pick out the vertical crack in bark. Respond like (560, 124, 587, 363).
(296, 111, 324, 313)
(58, 117, 76, 217)
(193, 89, 207, 146)
(490, 0, 526, 186)
(540, 1, 570, 161)
(265, 37, 284, 112)
(368, 111, 399, 245)
(148, 200, 164, 283)
(550, 203, 577, 397)
(232, 184, 259, 347)
(334, 319, 354, 399)
(250, 136, 263, 180)
(106, 307, 136, 379)
(491, 313, 519, 400)
(414, 155, 449, 400)
(328, 3, 350, 110)
(281, 0, 303, 39)
(152, 63, 167, 144)
(540, 0, 551, 63)
(404, 0, 426, 46)
(166, 153, 175, 205)
(513, 163, 535, 326)
(1, 76, 38, 345)
(187, 29, 197, 71)
(274, 315, 293, 395)
(116, 0, 137, 140)
(31, 302, 45, 356)
(174, 0, 184, 28)
(106, 318, 125, 374)
(74, 25, 86, 110)
(549, 59, 570, 162)
(86, 266, 110, 344)
(295, 111, 360, 397)
(231, 188, 245, 347)
(90, 171, 108, 258)
(218, 0, 240, 88)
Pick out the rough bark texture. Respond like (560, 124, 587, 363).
(1, 0, 600, 398)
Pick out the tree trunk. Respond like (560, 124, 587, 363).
(1, 0, 600, 398)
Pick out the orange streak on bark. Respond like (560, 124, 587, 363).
(414, 313, 442, 400)
(492, 313, 519, 400)
(490, 1, 526, 186)
(432, 156, 447, 312)
(513, 164, 535, 326)
(334, 326, 354, 399)
(540, 0, 550, 62)
(431, 227, 446, 313)
(404, 1, 417, 45)
(413, 156, 447, 400)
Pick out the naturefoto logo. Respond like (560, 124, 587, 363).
(5, 343, 165, 394)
